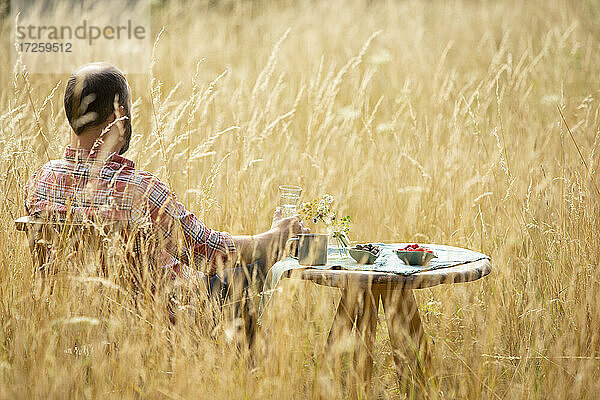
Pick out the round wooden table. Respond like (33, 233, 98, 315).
(284, 257, 492, 389)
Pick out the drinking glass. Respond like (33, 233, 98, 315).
(279, 185, 302, 217)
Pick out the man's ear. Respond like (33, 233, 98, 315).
(113, 105, 125, 118)
(109, 106, 128, 127)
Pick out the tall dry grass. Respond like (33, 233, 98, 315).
(1, 0, 600, 398)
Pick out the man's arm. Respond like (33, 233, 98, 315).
(139, 174, 237, 274)
(230, 234, 268, 266)
(231, 208, 308, 268)
(139, 174, 307, 275)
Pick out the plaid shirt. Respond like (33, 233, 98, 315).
(24, 146, 236, 276)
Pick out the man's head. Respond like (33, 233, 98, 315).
(64, 62, 132, 155)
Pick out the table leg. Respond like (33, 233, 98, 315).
(326, 287, 381, 395)
(327, 288, 359, 348)
(325, 288, 361, 394)
(353, 288, 381, 390)
(381, 289, 429, 388)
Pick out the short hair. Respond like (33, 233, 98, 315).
(64, 62, 130, 135)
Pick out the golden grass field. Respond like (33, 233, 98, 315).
(1, 0, 600, 398)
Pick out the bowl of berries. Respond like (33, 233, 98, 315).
(394, 243, 437, 266)
(349, 243, 381, 264)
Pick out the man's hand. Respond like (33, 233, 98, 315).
(231, 208, 310, 272)
(267, 207, 310, 259)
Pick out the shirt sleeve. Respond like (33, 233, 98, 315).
(136, 173, 236, 274)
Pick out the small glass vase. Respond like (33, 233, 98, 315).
(330, 230, 350, 257)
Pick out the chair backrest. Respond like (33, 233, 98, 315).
(15, 215, 170, 297)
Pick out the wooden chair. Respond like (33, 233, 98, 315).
(14, 215, 177, 322)
(15, 215, 259, 341)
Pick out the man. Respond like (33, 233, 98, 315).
(24, 62, 307, 293)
